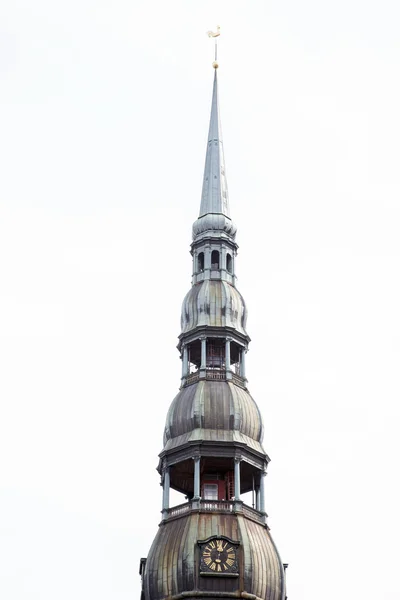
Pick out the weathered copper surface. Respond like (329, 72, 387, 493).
(181, 280, 248, 336)
(144, 512, 285, 600)
(164, 380, 264, 448)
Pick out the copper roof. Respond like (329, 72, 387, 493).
(144, 512, 285, 600)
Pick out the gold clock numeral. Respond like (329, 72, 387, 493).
(227, 553, 235, 559)
(226, 559, 234, 566)
(217, 564, 222, 572)
(204, 558, 211, 565)
(210, 562, 216, 570)
(223, 564, 228, 570)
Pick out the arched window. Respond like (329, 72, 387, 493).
(197, 252, 204, 272)
(211, 250, 220, 270)
(226, 253, 232, 274)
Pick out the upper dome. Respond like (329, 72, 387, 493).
(181, 280, 248, 336)
(192, 213, 237, 239)
(163, 380, 264, 454)
(143, 512, 285, 600)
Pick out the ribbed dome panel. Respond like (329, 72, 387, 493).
(163, 380, 264, 446)
(181, 280, 248, 336)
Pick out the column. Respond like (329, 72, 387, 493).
(221, 247, 227, 279)
(162, 467, 170, 517)
(240, 348, 247, 380)
(204, 245, 211, 273)
(225, 337, 232, 379)
(193, 456, 201, 499)
(181, 344, 188, 379)
(260, 470, 266, 514)
(200, 337, 207, 372)
(255, 486, 261, 511)
(234, 457, 241, 500)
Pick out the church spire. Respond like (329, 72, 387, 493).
(199, 68, 230, 218)
(139, 42, 287, 600)
(193, 67, 237, 240)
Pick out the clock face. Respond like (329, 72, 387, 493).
(201, 539, 238, 574)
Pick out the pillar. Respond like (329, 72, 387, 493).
(256, 486, 260, 511)
(204, 245, 211, 271)
(200, 337, 207, 371)
(240, 348, 247, 379)
(193, 456, 201, 499)
(260, 470, 266, 514)
(181, 344, 188, 379)
(162, 467, 170, 516)
(225, 338, 231, 374)
(234, 458, 241, 500)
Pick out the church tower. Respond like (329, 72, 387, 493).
(140, 63, 287, 600)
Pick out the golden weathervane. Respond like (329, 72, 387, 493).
(207, 25, 221, 68)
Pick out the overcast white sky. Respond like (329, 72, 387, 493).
(1, 1, 400, 598)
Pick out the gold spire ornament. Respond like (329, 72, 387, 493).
(207, 25, 221, 68)
(207, 26, 220, 38)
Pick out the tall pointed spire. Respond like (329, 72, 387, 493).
(199, 69, 230, 218)
(193, 68, 237, 240)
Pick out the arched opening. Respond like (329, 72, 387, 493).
(211, 250, 220, 270)
(197, 252, 204, 272)
(226, 253, 232, 273)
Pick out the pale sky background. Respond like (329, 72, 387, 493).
(1, 1, 400, 599)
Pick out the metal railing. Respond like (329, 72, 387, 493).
(199, 499, 234, 512)
(185, 371, 200, 385)
(183, 369, 247, 388)
(167, 502, 192, 519)
(231, 372, 247, 389)
(165, 499, 266, 525)
(242, 504, 266, 524)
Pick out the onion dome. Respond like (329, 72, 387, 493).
(143, 512, 285, 600)
(192, 213, 237, 239)
(181, 280, 248, 337)
(163, 380, 264, 454)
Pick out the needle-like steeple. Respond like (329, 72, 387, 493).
(200, 69, 229, 217)
(193, 67, 237, 240)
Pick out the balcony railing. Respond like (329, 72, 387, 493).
(183, 370, 247, 389)
(164, 499, 266, 525)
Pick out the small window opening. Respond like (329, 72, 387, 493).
(197, 252, 204, 272)
(226, 253, 232, 274)
(211, 250, 220, 270)
(203, 484, 218, 500)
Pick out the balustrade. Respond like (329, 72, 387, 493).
(184, 369, 247, 388)
(164, 499, 265, 525)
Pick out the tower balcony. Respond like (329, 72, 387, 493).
(183, 368, 247, 389)
(162, 499, 268, 527)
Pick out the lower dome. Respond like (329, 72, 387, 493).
(143, 511, 285, 600)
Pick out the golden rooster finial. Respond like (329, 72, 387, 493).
(207, 26, 221, 68)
